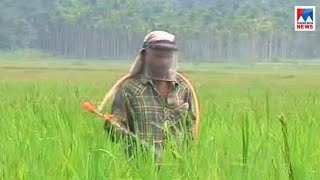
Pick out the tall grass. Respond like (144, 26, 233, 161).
(278, 114, 294, 180)
(242, 111, 250, 178)
(1, 62, 320, 179)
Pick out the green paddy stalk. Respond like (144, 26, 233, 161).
(242, 112, 249, 177)
(266, 90, 270, 127)
(278, 114, 294, 180)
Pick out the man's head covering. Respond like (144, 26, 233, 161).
(100, 30, 179, 108)
(130, 30, 178, 76)
(142, 30, 178, 50)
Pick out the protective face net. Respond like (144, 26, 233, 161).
(143, 48, 178, 82)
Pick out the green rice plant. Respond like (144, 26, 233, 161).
(1, 60, 320, 179)
(278, 113, 294, 180)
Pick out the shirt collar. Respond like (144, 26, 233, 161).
(136, 74, 179, 86)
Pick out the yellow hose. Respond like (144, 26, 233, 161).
(176, 72, 200, 140)
(97, 74, 131, 112)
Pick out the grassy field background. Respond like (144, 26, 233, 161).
(1, 53, 320, 179)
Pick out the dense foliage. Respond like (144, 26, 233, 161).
(1, 0, 320, 60)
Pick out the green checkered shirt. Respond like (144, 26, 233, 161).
(106, 73, 196, 145)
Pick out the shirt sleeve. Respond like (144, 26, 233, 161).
(104, 88, 133, 142)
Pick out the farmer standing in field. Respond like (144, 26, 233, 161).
(103, 30, 199, 164)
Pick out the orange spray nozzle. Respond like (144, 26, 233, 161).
(82, 101, 115, 121)
(82, 101, 96, 113)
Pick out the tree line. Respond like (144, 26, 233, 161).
(1, 0, 320, 61)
